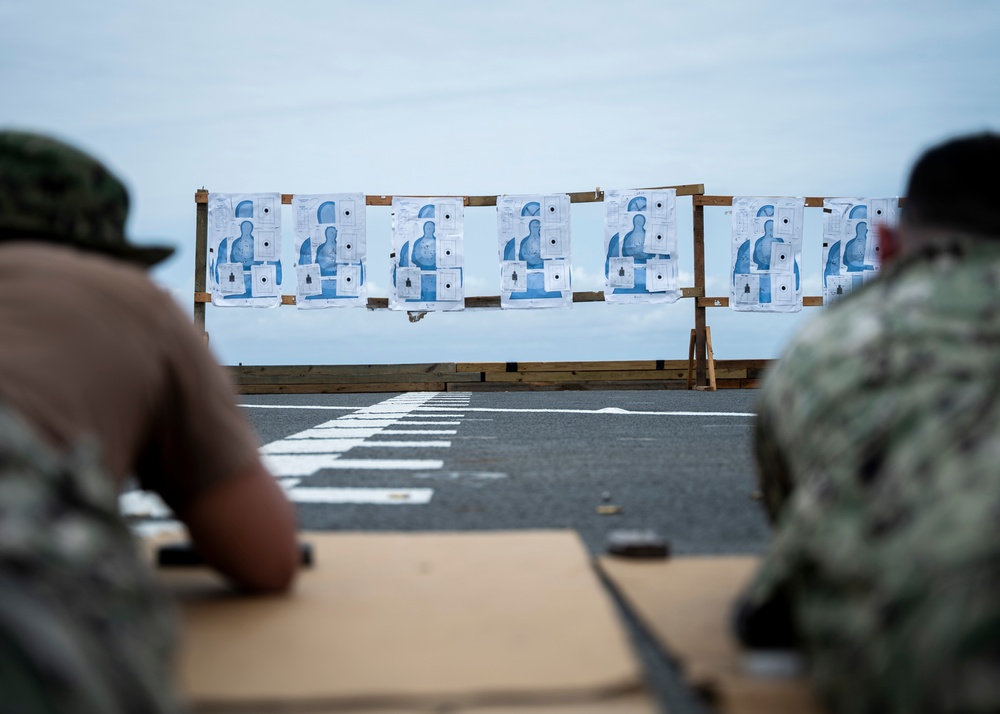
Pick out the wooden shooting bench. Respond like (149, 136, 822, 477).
(152, 530, 659, 713)
(149, 529, 831, 713)
(598, 555, 825, 714)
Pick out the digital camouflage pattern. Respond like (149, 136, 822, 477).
(0, 403, 184, 714)
(746, 235, 1000, 713)
(0, 130, 172, 266)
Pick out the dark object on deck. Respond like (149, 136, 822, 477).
(606, 529, 670, 558)
(158, 542, 314, 568)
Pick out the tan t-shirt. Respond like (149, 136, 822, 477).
(0, 242, 262, 512)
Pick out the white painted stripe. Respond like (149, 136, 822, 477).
(261, 439, 366, 454)
(414, 406, 756, 417)
(355, 440, 451, 448)
(254, 393, 452, 480)
(381, 429, 457, 435)
(288, 428, 384, 439)
(262, 453, 343, 476)
(334, 413, 415, 419)
(318, 419, 392, 428)
(119, 491, 172, 518)
(288, 487, 434, 504)
(239, 404, 356, 410)
(399, 414, 465, 418)
(365, 420, 461, 425)
(320, 459, 444, 470)
(328, 420, 403, 427)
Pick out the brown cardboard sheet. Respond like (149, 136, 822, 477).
(155, 531, 651, 712)
(596, 556, 823, 714)
(280, 694, 657, 713)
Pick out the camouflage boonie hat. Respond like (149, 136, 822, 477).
(0, 130, 174, 267)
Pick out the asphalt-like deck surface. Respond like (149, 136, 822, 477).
(241, 389, 770, 556)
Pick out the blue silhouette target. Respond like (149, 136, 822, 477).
(730, 196, 803, 312)
(391, 197, 465, 312)
(208, 193, 282, 307)
(497, 194, 572, 309)
(292, 193, 367, 308)
(603, 188, 679, 303)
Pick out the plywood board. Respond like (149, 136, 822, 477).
(484, 369, 748, 383)
(158, 532, 644, 712)
(233, 373, 481, 386)
(294, 693, 658, 713)
(231, 364, 459, 377)
(597, 556, 823, 714)
(236, 382, 449, 395)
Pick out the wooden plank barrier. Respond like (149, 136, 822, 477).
(227, 359, 770, 394)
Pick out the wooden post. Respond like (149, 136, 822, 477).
(692, 199, 707, 387)
(194, 189, 209, 340)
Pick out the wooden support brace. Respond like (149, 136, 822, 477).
(686, 327, 717, 391)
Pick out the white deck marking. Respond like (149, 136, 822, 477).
(288, 428, 383, 439)
(326, 419, 403, 427)
(321, 459, 444, 470)
(334, 414, 421, 419)
(287, 487, 433, 504)
(411, 471, 508, 480)
(370, 419, 462, 426)
(381, 429, 457, 435)
(356, 440, 451, 448)
(239, 404, 356, 410)
(261, 439, 366, 454)
(255, 393, 453, 480)
(399, 413, 465, 418)
(414, 406, 755, 417)
(263, 453, 344, 476)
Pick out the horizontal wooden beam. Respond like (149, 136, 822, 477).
(234, 372, 483, 386)
(464, 360, 684, 373)
(694, 195, 906, 207)
(194, 184, 705, 206)
(459, 358, 770, 373)
(484, 368, 751, 382)
(231, 363, 458, 377)
(697, 296, 824, 308)
(195, 287, 702, 307)
(222, 358, 775, 393)
(236, 382, 448, 395)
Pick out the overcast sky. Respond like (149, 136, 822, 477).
(3, 1, 998, 366)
